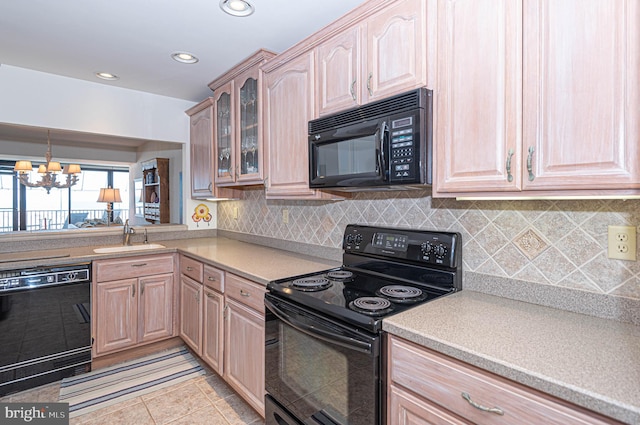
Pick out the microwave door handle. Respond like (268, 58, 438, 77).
(376, 121, 389, 181)
(265, 297, 373, 354)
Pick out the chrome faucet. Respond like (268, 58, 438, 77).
(123, 219, 136, 246)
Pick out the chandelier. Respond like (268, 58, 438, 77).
(13, 130, 82, 194)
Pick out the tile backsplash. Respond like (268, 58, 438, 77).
(217, 189, 640, 300)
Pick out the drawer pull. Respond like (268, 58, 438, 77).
(186, 266, 194, 271)
(461, 392, 504, 416)
(207, 276, 217, 281)
(131, 263, 147, 268)
(240, 289, 251, 297)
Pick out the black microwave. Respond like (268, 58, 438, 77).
(309, 88, 432, 190)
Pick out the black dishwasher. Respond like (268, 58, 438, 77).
(0, 263, 92, 396)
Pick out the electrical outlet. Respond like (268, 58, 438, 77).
(607, 225, 637, 261)
(282, 209, 289, 224)
(233, 207, 239, 220)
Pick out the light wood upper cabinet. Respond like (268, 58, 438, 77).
(186, 98, 215, 198)
(263, 51, 332, 200)
(209, 49, 276, 187)
(434, 0, 522, 194)
(316, 26, 361, 116)
(522, 0, 640, 191)
(316, 0, 427, 116)
(365, 0, 427, 102)
(433, 0, 640, 197)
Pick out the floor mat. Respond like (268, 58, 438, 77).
(58, 346, 205, 417)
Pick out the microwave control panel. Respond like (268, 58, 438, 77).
(389, 116, 417, 180)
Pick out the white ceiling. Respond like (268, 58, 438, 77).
(0, 0, 366, 103)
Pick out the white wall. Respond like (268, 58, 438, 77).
(0, 65, 206, 226)
(0, 65, 194, 142)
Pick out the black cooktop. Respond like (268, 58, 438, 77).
(268, 266, 452, 333)
(268, 224, 463, 333)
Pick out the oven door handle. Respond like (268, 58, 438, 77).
(265, 297, 373, 355)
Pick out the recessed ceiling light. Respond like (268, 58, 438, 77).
(95, 72, 119, 81)
(171, 52, 199, 64)
(220, 0, 254, 17)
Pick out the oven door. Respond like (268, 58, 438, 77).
(265, 294, 380, 425)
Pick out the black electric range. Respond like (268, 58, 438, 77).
(267, 224, 462, 334)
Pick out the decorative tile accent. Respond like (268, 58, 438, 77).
(215, 188, 640, 302)
(514, 228, 548, 260)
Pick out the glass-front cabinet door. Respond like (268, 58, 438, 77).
(238, 76, 260, 181)
(215, 82, 234, 184)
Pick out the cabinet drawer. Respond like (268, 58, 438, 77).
(95, 254, 174, 282)
(180, 255, 204, 282)
(204, 264, 224, 292)
(388, 336, 618, 425)
(225, 273, 266, 313)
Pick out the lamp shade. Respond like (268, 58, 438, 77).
(13, 161, 33, 172)
(37, 165, 47, 174)
(47, 161, 62, 173)
(97, 188, 122, 203)
(63, 164, 82, 174)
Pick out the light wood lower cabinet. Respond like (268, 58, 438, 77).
(179, 275, 203, 354)
(224, 273, 266, 416)
(179, 256, 225, 375)
(93, 255, 176, 357)
(388, 335, 623, 425)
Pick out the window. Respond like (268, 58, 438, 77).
(0, 161, 129, 232)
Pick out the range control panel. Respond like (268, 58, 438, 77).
(343, 224, 460, 268)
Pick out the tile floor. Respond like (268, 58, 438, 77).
(0, 361, 264, 425)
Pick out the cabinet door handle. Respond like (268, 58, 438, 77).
(131, 284, 136, 297)
(527, 146, 535, 181)
(240, 289, 251, 297)
(506, 149, 514, 182)
(223, 304, 229, 319)
(461, 392, 504, 416)
(350, 77, 357, 101)
(367, 72, 373, 96)
(208, 182, 212, 192)
(131, 263, 147, 268)
(195, 291, 200, 303)
(141, 282, 145, 296)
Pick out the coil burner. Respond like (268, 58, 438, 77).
(349, 297, 393, 316)
(291, 277, 332, 292)
(326, 270, 354, 281)
(377, 285, 427, 304)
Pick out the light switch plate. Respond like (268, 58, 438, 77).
(282, 209, 289, 224)
(607, 225, 637, 261)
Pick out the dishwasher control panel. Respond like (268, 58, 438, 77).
(0, 263, 90, 293)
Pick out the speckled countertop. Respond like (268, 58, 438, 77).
(0, 237, 340, 284)
(383, 291, 640, 424)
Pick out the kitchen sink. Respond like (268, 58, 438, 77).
(93, 243, 166, 254)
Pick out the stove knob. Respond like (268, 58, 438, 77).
(421, 242, 432, 255)
(435, 244, 447, 257)
(345, 234, 354, 244)
(355, 234, 363, 244)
